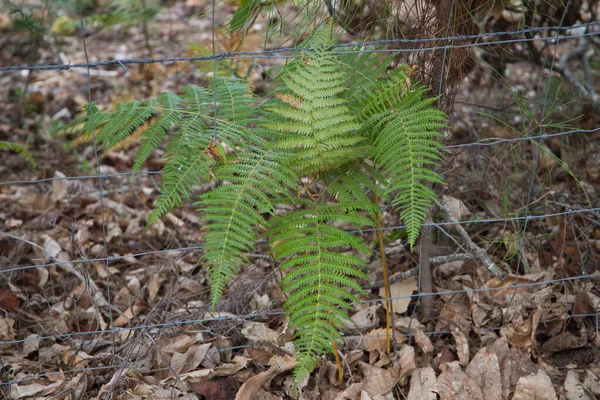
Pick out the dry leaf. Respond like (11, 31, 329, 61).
(380, 276, 417, 314)
(241, 322, 281, 344)
(0, 290, 20, 313)
(363, 328, 407, 352)
(399, 345, 417, 385)
(351, 304, 381, 330)
(433, 361, 483, 400)
(9, 381, 63, 399)
(564, 371, 591, 400)
(465, 346, 502, 400)
(414, 328, 434, 354)
(335, 383, 364, 400)
(442, 195, 471, 220)
(0, 317, 15, 341)
(501, 307, 542, 348)
(358, 362, 400, 397)
(451, 327, 469, 366)
(582, 370, 600, 396)
(235, 355, 296, 400)
(171, 343, 211, 375)
(408, 367, 437, 400)
(540, 331, 587, 354)
(512, 370, 557, 400)
(51, 171, 68, 202)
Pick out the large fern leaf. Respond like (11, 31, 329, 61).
(262, 33, 369, 176)
(362, 72, 446, 247)
(196, 142, 298, 307)
(267, 198, 374, 382)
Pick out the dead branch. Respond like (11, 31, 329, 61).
(436, 200, 506, 280)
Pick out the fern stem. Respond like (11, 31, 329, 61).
(373, 191, 394, 356)
(332, 340, 343, 389)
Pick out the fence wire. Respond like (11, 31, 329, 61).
(1, 0, 599, 394)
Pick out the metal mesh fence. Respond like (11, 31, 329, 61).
(0, 0, 599, 395)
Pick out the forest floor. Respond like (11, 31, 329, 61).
(1, 1, 600, 399)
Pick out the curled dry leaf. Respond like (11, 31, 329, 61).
(433, 361, 483, 400)
(451, 327, 469, 367)
(442, 195, 471, 220)
(171, 343, 212, 375)
(512, 369, 557, 400)
(351, 304, 381, 331)
(407, 367, 437, 400)
(414, 328, 434, 354)
(465, 346, 502, 400)
(235, 355, 296, 400)
(500, 307, 542, 349)
(399, 345, 417, 385)
(0, 317, 15, 341)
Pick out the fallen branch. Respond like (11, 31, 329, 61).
(436, 201, 506, 280)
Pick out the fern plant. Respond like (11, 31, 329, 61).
(0, 141, 35, 169)
(69, 28, 446, 384)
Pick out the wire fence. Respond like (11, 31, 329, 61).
(1, 0, 599, 394)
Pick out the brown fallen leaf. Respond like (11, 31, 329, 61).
(399, 345, 417, 385)
(358, 361, 400, 397)
(363, 328, 407, 352)
(433, 361, 483, 400)
(582, 370, 600, 396)
(500, 307, 542, 349)
(189, 376, 239, 400)
(171, 343, 212, 375)
(414, 328, 434, 354)
(540, 331, 587, 355)
(512, 369, 556, 400)
(407, 367, 437, 400)
(563, 371, 592, 400)
(380, 276, 417, 314)
(335, 383, 364, 400)
(0, 289, 19, 313)
(451, 326, 469, 367)
(465, 346, 502, 400)
(235, 355, 296, 400)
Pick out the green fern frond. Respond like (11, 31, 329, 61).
(196, 143, 298, 307)
(0, 141, 35, 169)
(262, 35, 369, 176)
(267, 199, 374, 383)
(335, 50, 395, 116)
(146, 85, 213, 226)
(325, 164, 383, 212)
(362, 74, 446, 247)
(133, 91, 181, 172)
(213, 78, 256, 126)
(97, 100, 157, 149)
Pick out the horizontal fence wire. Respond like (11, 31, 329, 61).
(2, 126, 599, 186)
(1, 1, 599, 393)
(1, 21, 599, 73)
(1, 205, 599, 275)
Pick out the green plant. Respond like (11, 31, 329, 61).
(68, 29, 446, 383)
(0, 141, 36, 169)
